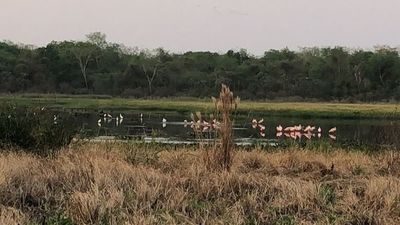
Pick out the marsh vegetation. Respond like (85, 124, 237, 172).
(1, 143, 400, 225)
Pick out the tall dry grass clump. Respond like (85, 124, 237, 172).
(205, 84, 239, 171)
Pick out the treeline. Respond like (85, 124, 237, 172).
(1, 32, 400, 101)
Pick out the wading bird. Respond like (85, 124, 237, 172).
(284, 126, 295, 132)
(329, 134, 337, 140)
(329, 127, 337, 133)
(276, 125, 283, 132)
(53, 115, 58, 124)
(294, 124, 302, 132)
(251, 118, 264, 125)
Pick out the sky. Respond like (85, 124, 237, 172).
(1, 0, 400, 55)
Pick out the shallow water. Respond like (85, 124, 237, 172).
(61, 110, 400, 148)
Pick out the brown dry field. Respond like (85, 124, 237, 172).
(1, 143, 400, 225)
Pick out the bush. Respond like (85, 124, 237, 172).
(0, 106, 77, 156)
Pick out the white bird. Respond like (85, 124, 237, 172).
(162, 118, 167, 123)
(140, 113, 143, 118)
(276, 125, 283, 132)
(318, 127, 322, 133)
(119, 113, 123, 119)
(251, 118, 257, 124)
(107, 113, 112, 118)
(329, 127, 337, 133)
(258, 118, 264, 124)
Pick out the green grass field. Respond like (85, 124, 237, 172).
(1, 94, 400, 119)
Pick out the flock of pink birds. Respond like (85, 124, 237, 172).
(183, 117, 337, 140)
(184, 119, 221, 131)
(251, 118, 337, 140)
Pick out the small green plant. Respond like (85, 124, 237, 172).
(45, 213, 74, 225)
(319, 184, 336, 205)
(275, 214, 295, 225)
(27, 213, 74, 225)
(326, 212, 341, 224)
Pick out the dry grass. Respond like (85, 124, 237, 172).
(1, 143, 400, 225)
(205, 84, 238, 171)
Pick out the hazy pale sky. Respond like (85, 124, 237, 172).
(1, 0, 399, 55)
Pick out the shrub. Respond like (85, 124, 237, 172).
(0, 105, 77, 156)
(200, 84, 239, 171)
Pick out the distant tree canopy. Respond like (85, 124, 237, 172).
(1, 33, 400, 101)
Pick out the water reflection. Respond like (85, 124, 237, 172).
(37, 109, 400, 148)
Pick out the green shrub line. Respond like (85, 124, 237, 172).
(0, 105, 77, 156)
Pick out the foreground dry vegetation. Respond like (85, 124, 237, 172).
(1, 143, 400, 225)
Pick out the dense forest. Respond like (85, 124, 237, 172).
(1, 32, 400, 101)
